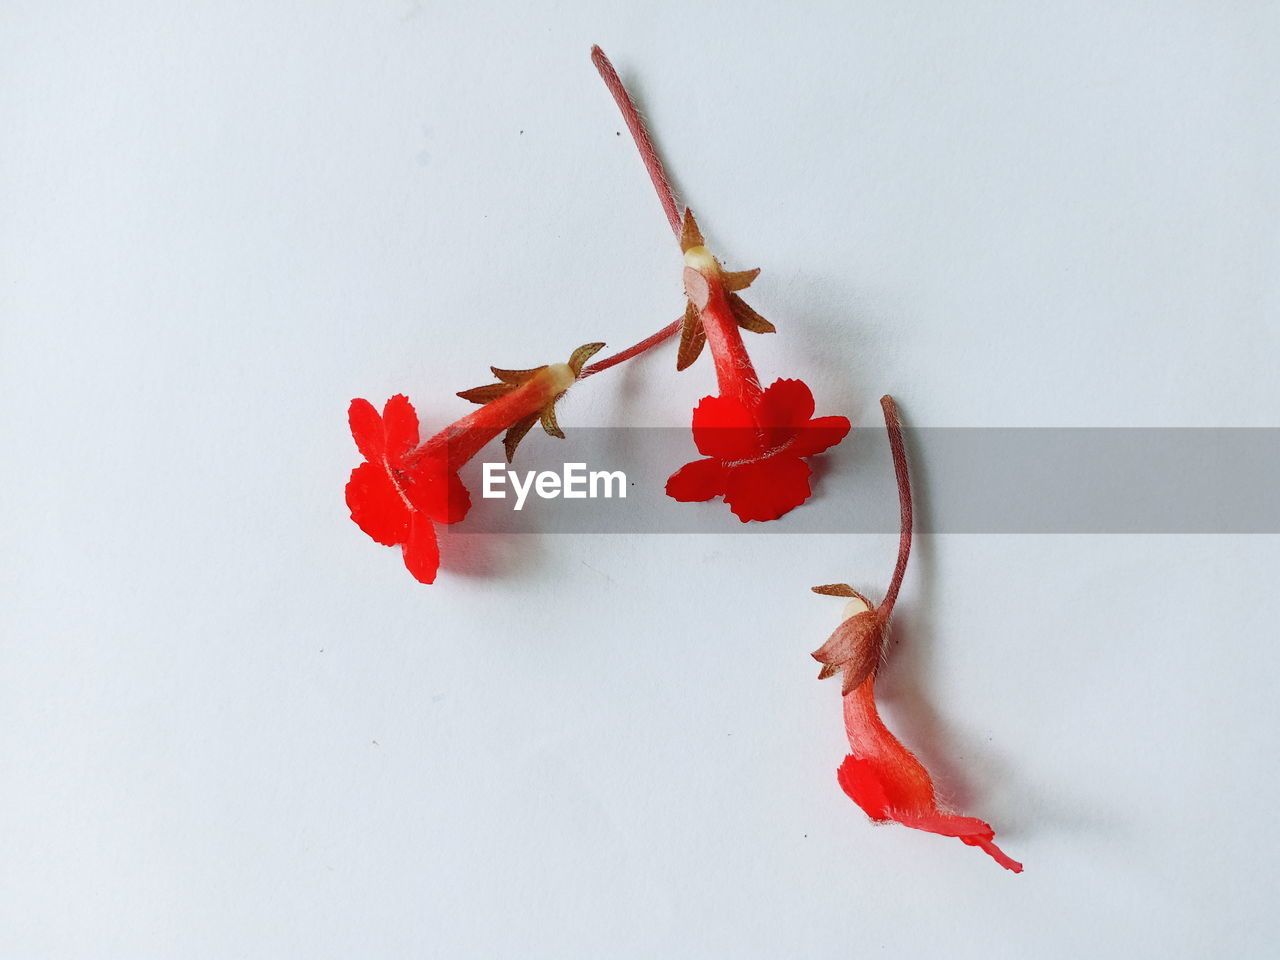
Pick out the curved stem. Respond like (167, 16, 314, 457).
(579, 318, 681, 379)
(591, 45, 682, 238)
(878, 395, 913, 617)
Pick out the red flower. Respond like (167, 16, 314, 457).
(346, 395, 469, 584)
(813, 397, 1021, 872)
(658, 212, 851, 521)
(346, 345, 603, 584)
(666, 379, 850, 522)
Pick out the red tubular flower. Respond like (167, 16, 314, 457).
(592, 48, 850, 522)
(811, 396, 1022, 872)
(346, 345, 601, 584)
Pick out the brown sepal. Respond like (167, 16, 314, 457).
(540, 404, 564, 439)
(811, 608, 887, 695)
(568, 342, 606, 377)
(680, 208, 704, 253)
(457, 382, 518, 405)
(721, 268, 761, 291)
(728, 293, 776, 334)
(812, 583, 875, 608)
(812, 583, 858, 597)
(490, 364, 546, 385)
(676, 301, 706, 371)
(503, 413, 539, 463)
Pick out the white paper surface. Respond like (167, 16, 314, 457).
(2, 2, 1278, 956)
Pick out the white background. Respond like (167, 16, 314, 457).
(3, 2, 1278, 956)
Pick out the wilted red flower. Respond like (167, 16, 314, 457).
(812, 396, 1022, 872)
(346, 345, 602, 584)
(837, 662, 1022, 872)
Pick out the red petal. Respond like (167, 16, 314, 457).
(346, 461, 410, 546)
(665, 457, 726, 502)
(401, 459, 473, 525)
(381, 394, 421, 462)
(690, 394, 762, 460)
(840, 676, 1022, 872)
(901, 812, 1023, 873)
(401, 510, 440, 584)
(721, 456, 812, 522)
(758, 378, 815, 429)
(789, 415, 851, 458)
(835, 754, 893, 821)
(349, 398, 384, 462)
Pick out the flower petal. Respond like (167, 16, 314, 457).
(401, 459, 473, 525)
(349, 398, 384, 462)
(346, 461, 410, 546)
(758, 378, 815, 429)
(381, 394, 421, 461)
(690, 394, 762, 460)
(789, 415, 851, 458)
(722, 456, 812, 522)
(665, 457, 726, 502)
(401, 510, 441, 584)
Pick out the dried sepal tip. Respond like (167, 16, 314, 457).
(540, 404, 564, 440)
(456, 382, 518, 405)
(568, 342, 606, 377)
(679, 208, 704, 253)
(676, 301, 706, 371)
(812, 583, 857, 597)
(503, 413, 539, 464)
(729, 293, 775, 334)
(721, 267, 760, 291)
(490, 364, 547, 384)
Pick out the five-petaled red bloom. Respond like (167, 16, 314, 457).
(345, 351, 593, 584)
(345, 395, 470, 584)
(666, 379, 851, 522)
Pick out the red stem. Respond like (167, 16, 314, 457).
(591, 45, 682, 238)
(594, 45, 764, 412)
(580, 318, 682, 379)
(878, 395, 913, 617)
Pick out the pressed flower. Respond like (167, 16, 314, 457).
(346, 344, 602, 584)
(812, 396, 1022, 872)
(592, 47, 850, 522)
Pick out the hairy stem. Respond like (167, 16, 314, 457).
(878, 395, 913, 617)
(591, 45, 682, 237)
(579, 318, 682, 379)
